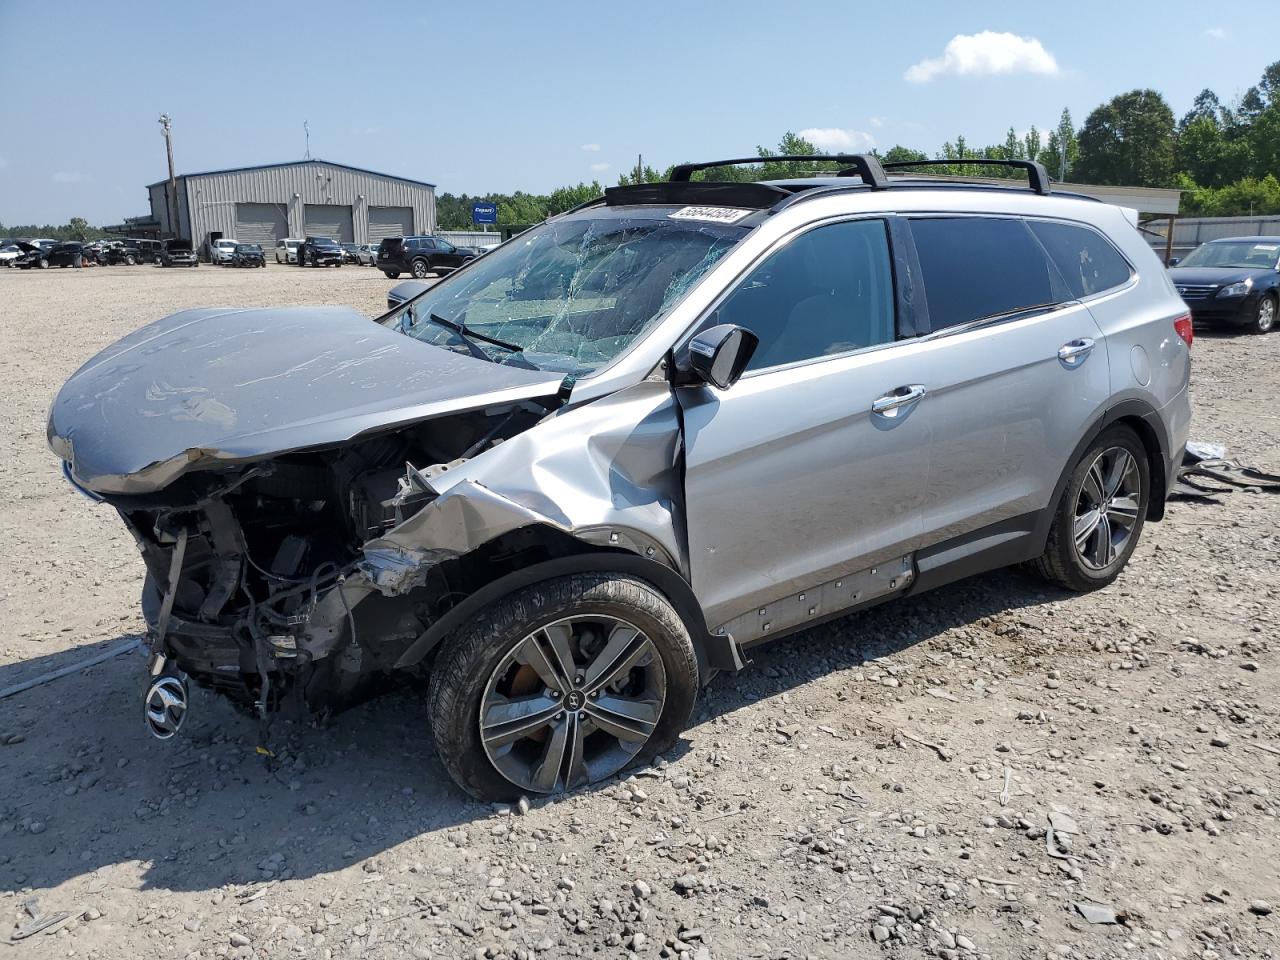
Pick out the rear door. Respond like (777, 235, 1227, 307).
(679, 217, 931, 646)
(903, 215, 1111, 553)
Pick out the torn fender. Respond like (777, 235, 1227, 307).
(357, 380, 689, 595)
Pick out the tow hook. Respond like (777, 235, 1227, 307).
(144, 669, 189, 740)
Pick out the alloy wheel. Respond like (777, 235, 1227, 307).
(412, 259, 429, 278)
(479, 615, 667, 794)
(1258, 297, 1276, 333)
(1073, 446, 1142, 571)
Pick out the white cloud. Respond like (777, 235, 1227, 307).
(869, 116, 885, 128)
(580, 143, 601, 152)
(1203, 27, 1226, 40)
(797, 127, 876, 152)
(589, 162, 611, 173)
(51, 171, 86, 184)
(905, 31, 1059, 83)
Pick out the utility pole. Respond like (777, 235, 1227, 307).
(159, 114, 177, 238)
(303, 121, 312, 160)
(636, 154, 643, 184)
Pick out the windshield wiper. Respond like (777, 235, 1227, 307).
(427, 312, 523, 354)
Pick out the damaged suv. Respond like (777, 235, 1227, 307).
(48, 155, 1191, 800)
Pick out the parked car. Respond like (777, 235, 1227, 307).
(47, 154, 1191, 801)
(0, 242, 34, 266)
(158, 239, 198, 267)
(298, 236, 343, 267)
(340, 242, 362, 265)
(377, 235, 478, 279)
(209, 238, 240, 266)
(275, 238, 301, 264)
(356, 243, 379, 265)
(1168, 236, 1280, 334)
(102, 242, 143, 266)
(232, 242, 266, 267)
(16, 241, 84, 269)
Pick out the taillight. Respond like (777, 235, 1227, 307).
(1174, 313, 1193, 348)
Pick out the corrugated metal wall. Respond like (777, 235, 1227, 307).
(165, 161, 435, 248)
(439, 230, 503, 249)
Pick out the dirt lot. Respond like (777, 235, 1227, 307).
(1, 262, 1277, 960)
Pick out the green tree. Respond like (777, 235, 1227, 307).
(547, 182, 604, 216)
(879, 145, 927, 164)
(497, 192, 550, 226)
(1075, 89, 1176, 186)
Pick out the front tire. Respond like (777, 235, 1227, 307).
(1250, 293, 1276, 335)
(411, 258, 430, 279)
(1029, 424, 1150, 592)
(427, 573, 699, 801)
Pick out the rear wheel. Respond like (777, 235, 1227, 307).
(383, 270, 401, 279)
(1250, 293, 1276, 335)
(1029, 425, 1150, 592)
(428, 574, 699, 801)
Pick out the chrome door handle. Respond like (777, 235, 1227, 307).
(1058, 338, 1096, 366)
(872, 384, 927, 416)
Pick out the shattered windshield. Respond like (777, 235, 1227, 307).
(382, 210, 748, 375)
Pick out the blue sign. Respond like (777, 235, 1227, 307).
(471, 202, 498, 225)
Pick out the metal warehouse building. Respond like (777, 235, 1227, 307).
(146, 159, 435, 251)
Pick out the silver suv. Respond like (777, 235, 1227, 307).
(48, 155, 1192, 800)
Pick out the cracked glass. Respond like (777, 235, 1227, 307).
(384, 210, 748, 375)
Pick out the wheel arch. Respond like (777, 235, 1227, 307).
(391, 523, 719, 674)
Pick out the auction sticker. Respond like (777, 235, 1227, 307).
(669, 206, 753, 224)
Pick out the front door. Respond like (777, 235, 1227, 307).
(678, 218, 932, 645)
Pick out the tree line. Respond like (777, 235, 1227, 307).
(435, 58, 1280, 227)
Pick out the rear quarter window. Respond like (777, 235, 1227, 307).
(909, 217, 1058, 331)
(1026, 220, 1132, 298)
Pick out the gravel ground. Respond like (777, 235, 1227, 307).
(1, 263, 1277, 959)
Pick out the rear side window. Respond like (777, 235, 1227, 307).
(909, 217, 1057, 331)
(713, 218, 896, 371)
(1027, 220, 1132, 298)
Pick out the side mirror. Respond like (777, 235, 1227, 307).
(681, 324, 759, 390)
(1167, 257, 1181, 267)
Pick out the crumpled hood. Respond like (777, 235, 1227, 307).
(1167, 266, 1262, 287)
(49, 306, 565, 494)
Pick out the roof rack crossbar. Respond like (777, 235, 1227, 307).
(880, 158, 1052, 196)
(670, 154, 888, 190)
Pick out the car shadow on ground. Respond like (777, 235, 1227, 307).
(0, 567, 1058, 896)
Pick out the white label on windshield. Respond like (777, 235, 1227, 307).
(1254, 244, 1278, 251)
(669, 206, 752, 224)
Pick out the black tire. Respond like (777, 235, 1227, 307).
(37, 258, 48, 270)
(1028, 424, 1150, 592)
(1249, 293, 1276, 335)
(427, 573, 699, 801)
(410, 258, 430, 279)
(383, 270, 401, 279)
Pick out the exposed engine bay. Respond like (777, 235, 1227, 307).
(114, 401, 556, 718)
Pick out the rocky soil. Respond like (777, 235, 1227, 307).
(0, 263, 1276, 959)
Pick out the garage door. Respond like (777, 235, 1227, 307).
(367, 206, 414, 242)
(235, 202, 289, 247)
(303, 204, 354, 243)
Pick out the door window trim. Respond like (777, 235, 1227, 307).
(901, 212, 1137, 336)
(677, 214, 909, 378)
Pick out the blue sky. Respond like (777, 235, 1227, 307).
(0, 1, 1274, 224)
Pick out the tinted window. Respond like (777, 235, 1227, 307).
(1028, 221, 1131, 297)
(713, 219, 895, 371)
(910, 217, 1056, 330)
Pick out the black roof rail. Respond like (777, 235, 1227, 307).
(605, 180, 791, 209)
(880, 158, 1052, 196)
(670, 154, 888, 189)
